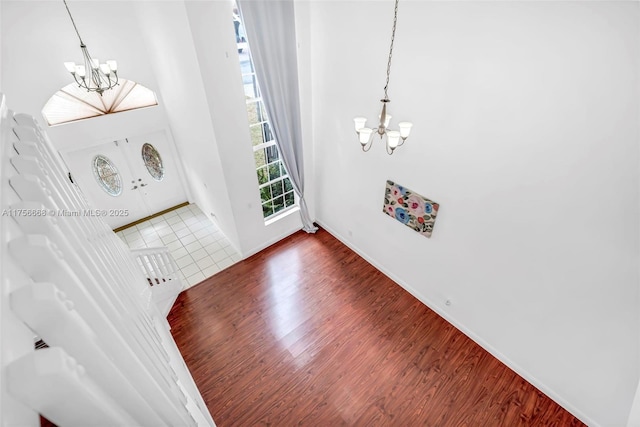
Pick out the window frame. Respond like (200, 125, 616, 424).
(92, 154, 123, 197)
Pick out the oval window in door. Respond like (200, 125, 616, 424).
(141, 143, 164, 181)
(92, 155, 123, 196)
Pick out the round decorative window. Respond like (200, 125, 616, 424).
(92, 155, 122, 196)
(141, 143, 164, 181)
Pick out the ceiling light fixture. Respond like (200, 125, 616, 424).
(62, 0, 118, 96)
(353, 0, 412, 155)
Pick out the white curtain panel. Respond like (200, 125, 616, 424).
(238, 0, 317, 233)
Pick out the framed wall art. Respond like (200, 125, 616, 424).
(383, 180, 439, 238)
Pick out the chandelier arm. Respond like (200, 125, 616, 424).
(385, 143, 396, 155)
(359, 131, 375, 152)
(79, 45, 100, 91)
(91, 69, 105, 90)
(104, 75, 116, 92)
(397, 138, 407, 146)
(71, 74, 85, 88)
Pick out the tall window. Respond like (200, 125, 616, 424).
(234, 10, 296, 219)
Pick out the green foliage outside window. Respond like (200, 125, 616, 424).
(242, 44, 295, 219)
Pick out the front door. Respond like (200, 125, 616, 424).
(124, 131, 187, 216)
(62, 130, 188, 229)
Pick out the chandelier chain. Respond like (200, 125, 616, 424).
(63, 0, 84, 45)
(383, 0, 400, 100)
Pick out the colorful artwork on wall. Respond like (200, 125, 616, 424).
(383, 180, 439, 238)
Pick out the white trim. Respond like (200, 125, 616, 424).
(264, 205, 299, 227)
(253, 139, 276, 152)
(258, 175, 292, 191)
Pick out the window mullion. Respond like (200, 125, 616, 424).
(253, 140, 277, 152)
(258, 172, 290, 190)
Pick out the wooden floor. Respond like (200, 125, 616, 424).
(168, 228, 584, 426)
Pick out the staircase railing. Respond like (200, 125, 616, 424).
(132, 246, 184, 317)
(0, 94, 215, 427)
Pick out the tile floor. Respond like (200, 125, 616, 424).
(116, 204, 241, 288)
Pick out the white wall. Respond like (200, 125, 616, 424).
(0, 0, 175, 147)
(132, 1, 242, 252)
(629, 386, 640, 427)
(133, 0, 315, 256)
(0, 1, 3, 96)
(1, 1, 190, 218)
(309, 1, 639, 426)
(5, 0, 636, 424)
(2, 2, 159, 121)
(2, 0, 314, 256)
(1, 0, 311, 256)
(294, 0, 317, 228)
(181, 0, 310, 256)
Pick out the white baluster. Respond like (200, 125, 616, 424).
(2, 106, 213, 427)
(10, 282, 169, 426)
(7, 347, 138, 426)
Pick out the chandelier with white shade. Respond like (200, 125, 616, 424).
(354, 0, 412, 155)
(62, 0, 118, 96)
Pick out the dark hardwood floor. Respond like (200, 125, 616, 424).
(168, 228, 584, 426)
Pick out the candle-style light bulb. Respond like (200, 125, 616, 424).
(387, 131, 400, 149)
(358, 128, 373, 146)
(398, 122, 413, 139)
(64, 62, 76, 73)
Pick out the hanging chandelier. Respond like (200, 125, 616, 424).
(353, 0, 412, 155)
(62, 0, 118, 96)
